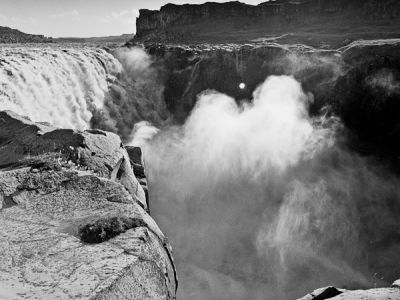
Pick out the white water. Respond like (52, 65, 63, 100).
(0, 45, 122, 129)
(135, 75, 400, 299)
(3, 44, 400, 300)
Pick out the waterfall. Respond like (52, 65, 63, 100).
(0, 45, 122, 129)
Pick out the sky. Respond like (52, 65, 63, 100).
(0, 0, 263, 38)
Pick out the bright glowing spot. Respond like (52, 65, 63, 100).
(239, 83, 246, 90)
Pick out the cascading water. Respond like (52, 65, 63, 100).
(2, 43, 400, 300)
(0, 45, 169, 138)
(0, 45, 122, 129)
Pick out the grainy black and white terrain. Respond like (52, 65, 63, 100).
(1, 1, 400, 299)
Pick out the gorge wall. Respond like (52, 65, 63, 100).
(143, 39, 400, 167)
(134, 0, 400, 47)
(2, 28, 400, 298)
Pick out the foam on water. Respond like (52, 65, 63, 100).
(0, 45, 122, 129)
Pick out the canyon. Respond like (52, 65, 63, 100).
(127, 3, 400, 298)
(1, 1, 400, 298)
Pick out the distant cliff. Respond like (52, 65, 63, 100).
(133, 0, 400, 47)
(55, 34, 134, 44)
(0, 26, 52, 43)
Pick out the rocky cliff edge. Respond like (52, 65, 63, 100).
(0, 110, 177, 299)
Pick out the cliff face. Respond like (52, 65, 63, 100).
(0, 111, 177, 299)
(0, 26, 52, 43)
(134, 0, 400, 46)
(143, 39, 400, 168)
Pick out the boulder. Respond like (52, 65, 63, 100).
(0, 110, 147, 209)
(0, 111, 177, 299)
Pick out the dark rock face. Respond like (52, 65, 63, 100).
(134, 0, 400, 46)
(332, 41, 400, 159)
(143, 39, 400, 166)
(309, 287, 343, 300)
(0, 26, 52, 43)
(0, 111, 177, 299)
(126, 146, 150, 211)
(79, 216, 147, 244)
(147, 43, 336, 120)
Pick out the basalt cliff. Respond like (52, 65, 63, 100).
(133, 0, 400, 47)
(0, 111, 177, 299)
(133, 39, 400, 169)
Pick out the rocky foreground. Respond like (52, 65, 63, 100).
(0, 111, 177, 299)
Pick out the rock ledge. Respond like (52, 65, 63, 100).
(0, 111, 177, 300)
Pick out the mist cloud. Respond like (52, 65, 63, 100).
(136, 75, 400, 299)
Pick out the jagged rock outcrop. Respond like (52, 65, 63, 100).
(298, 282, 400, 300)
(133, 0, 400, 46)
(126, 146, 150, 212)
(0, 111, 177, 299)
(0, 26, 52, 43)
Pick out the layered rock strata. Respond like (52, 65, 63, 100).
(134, 0, 400, 45)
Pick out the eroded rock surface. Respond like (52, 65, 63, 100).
(0, 111, 177, 299)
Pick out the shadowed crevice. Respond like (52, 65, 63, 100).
(312, 287, 343, 300)
(79, 216, 147, 244)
